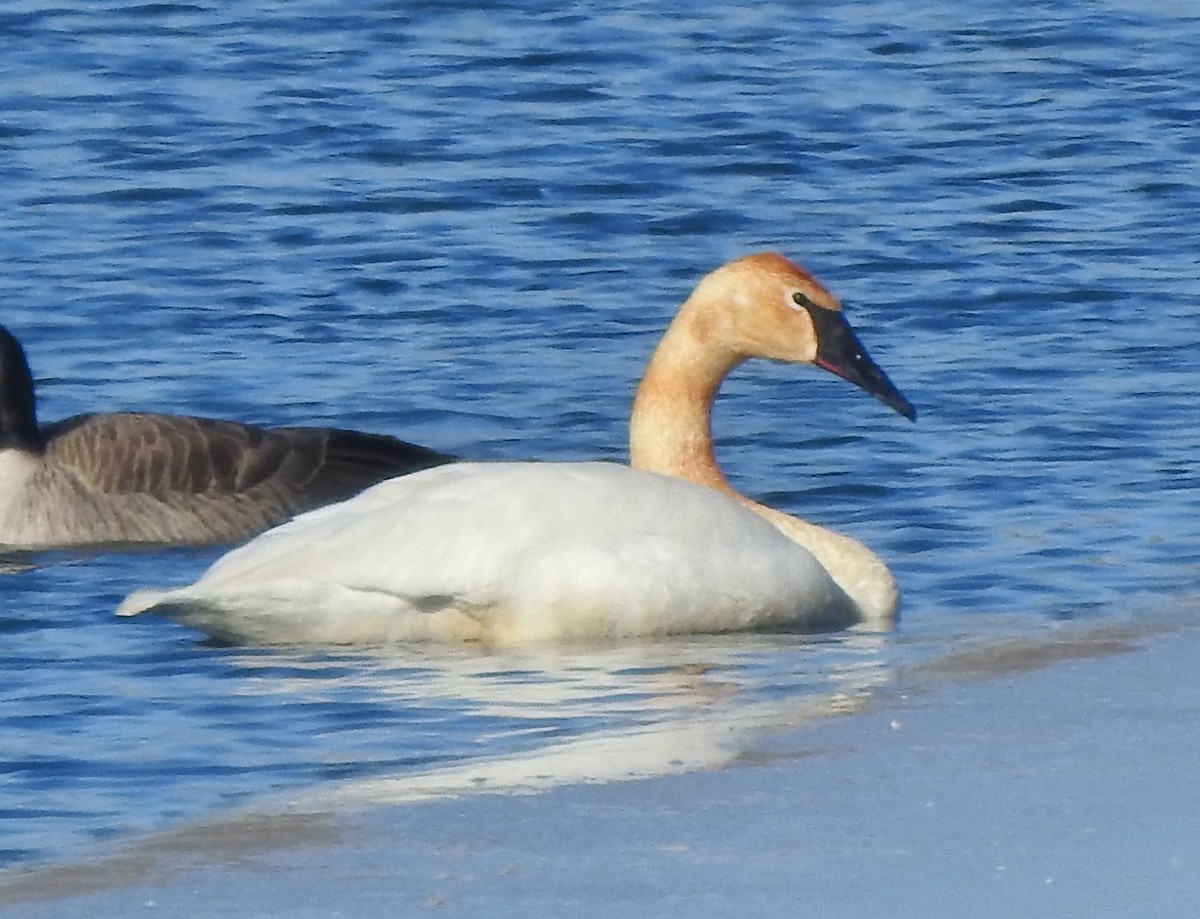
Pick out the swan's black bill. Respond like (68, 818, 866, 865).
(808, 307, 916, 421)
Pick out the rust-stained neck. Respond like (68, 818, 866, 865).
(628, 284, 742, 493)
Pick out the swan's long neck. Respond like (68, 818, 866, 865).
(629, 299, 738, 491)
(628, 298, 898, 624)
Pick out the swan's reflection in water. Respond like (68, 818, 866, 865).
(217, 630, 895, 806)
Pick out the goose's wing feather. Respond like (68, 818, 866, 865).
(44, 413, 451, 500)
(119, 461, 859, 645)
(261, 424, 454, 505)
(21, 413, 452, 546)
(43, 413, 291, 496)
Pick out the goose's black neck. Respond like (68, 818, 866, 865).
(0, 324, 45, 452)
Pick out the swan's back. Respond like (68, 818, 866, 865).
(120, 462, 859, 645)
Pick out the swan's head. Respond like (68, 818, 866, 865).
(693, 253, 916, 421)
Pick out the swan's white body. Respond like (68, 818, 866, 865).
(119, 253, 914, 646)
(119, 462, 858, 645)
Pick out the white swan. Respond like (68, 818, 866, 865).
(0, 322, 453, 551)
(118, 253, 915, 645)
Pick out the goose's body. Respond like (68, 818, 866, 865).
(0, 325, 453, 552)
(119, 253, 915, 646)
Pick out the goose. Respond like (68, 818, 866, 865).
(0, 322, 454, 552)
(118, 253, 915, 646)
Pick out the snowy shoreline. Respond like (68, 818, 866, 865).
(4, 609, 1198, 918)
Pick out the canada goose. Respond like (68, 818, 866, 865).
(0, 322, 454, 551)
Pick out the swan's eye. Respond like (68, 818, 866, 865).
(791, 291, 818, 311)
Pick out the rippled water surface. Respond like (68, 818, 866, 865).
(2, 0, 1199, 870)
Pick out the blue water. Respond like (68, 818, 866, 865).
(2, 0, 1199, 870)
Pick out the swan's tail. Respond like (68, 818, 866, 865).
(116, 588, 173, 617)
